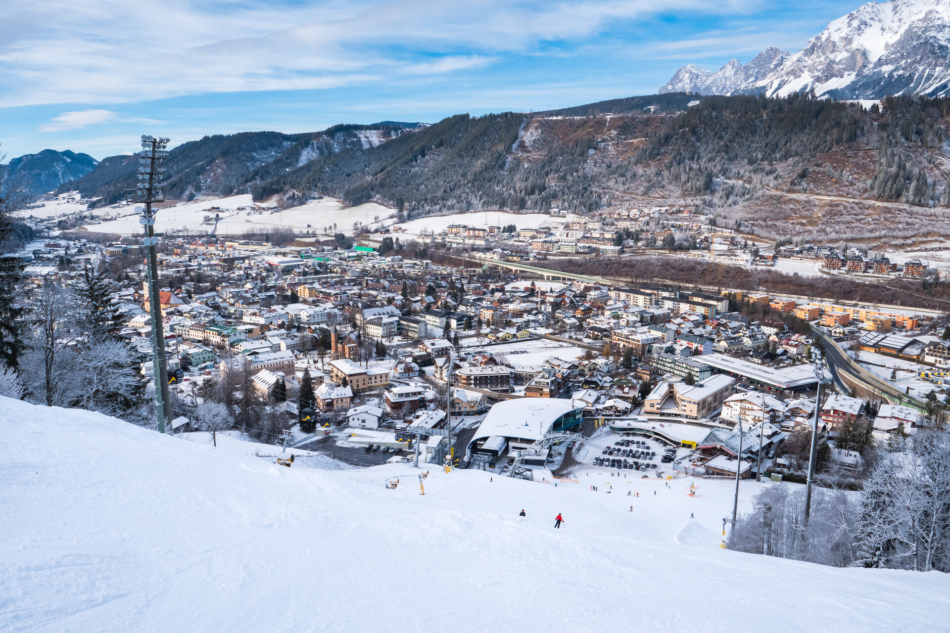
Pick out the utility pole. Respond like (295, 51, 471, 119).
(445, 351, 454, 467)
(729, 417, 744, 540)
(756, 417, 766, 483)
(804, 351, 826, 524)
(131, 135, 171, 432)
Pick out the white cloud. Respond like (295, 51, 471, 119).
(0, 0, 761, 107)
(40, 109, 115, 132)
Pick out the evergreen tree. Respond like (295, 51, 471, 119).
(452, 332, 460, 349)
(622, 348, 634, 370)
(638, 379, 652, 400)
(273, 377, 287, 403)
(298, 368, 316, 432)
(375, 340, 387, 359)
(401, 281, 410, 299)
(443, 320, 451, 339)
(78, 265, 122, 340)
(0, 193, 26, 371)
(684, 371, 696, 386)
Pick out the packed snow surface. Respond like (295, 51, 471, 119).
(3, 397, 949, 632)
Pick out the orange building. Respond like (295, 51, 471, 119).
(821, 312, 851, 327)
(769, 299, 796, 314)
(794, 305, 820, 321)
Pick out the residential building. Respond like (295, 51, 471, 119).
(525, 370, 568, 398)
(365, 316, 399, 340)
(769, 299, 796, 313)
(399, 316, 428, 340)
(651, 353, 712, 382)
(328, 358, 390, 393)
(820, 394, 864, 429)
(347, 405, 384, 429)
(384, 385, 427, 416)
(721, 392, 784, 427)
(642, 375, 735, 422)
(456, 365, 513, 393)
(451, 388, 489, 415)
(314, 382, 353, 411)
(247, 351, 295, 377)
(251, 369, 283, 398)
(794, 305, 820, 321)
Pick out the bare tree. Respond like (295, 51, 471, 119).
(195, 401, 232, 447)
(22, 278, 79, 407)
(856, 430, 950, 571)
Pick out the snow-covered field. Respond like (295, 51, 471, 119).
(393, 211, 568, 237)
(74, 194, 395, 237)
(772, 257, 823, 277)
(17, 192, 91, 220)
(3, 397, 949, 632)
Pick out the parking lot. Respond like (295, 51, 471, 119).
(565, 428, 691, 479)
(295, 434, 396, 467)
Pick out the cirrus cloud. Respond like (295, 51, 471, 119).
(0, 0, 763, 108)
(39, 109, 115, 132)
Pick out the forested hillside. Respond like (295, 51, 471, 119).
(63, 125, 414, 208)
(57, 93, 950, 242)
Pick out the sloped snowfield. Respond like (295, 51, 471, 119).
(2, 397, 948, 632)
(79, 194, 394, 236)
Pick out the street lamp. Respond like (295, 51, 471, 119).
(129, 135, 171, 432)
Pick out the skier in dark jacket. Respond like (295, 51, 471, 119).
(519, 509, 526, 517)
(554, 513, 564, 528)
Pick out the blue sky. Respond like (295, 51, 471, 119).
(0, 0, 866, 160)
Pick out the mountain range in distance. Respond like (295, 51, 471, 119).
(660, 0, 950, 98)
(0, 149, 98, 197)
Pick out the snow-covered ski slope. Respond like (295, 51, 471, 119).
(2, 397, 948, 632)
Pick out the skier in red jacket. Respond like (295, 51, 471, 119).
(554, 513, 564, 529)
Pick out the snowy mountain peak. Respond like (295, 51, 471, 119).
(661, 0, 950, 99)
(659, 48, 789, 95)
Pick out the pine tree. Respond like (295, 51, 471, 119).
(622, 348, 633, 370)
(273, 377, 287, 403)
(443, 320, 450, 339)
(0, 191, 26, 372)
(401, 281, 410, 299)
(684, 371, 696, 386)
(375, 340, 387, 359)
(78, 265, 122, 340)
(298, 368, 316, 432)
(0, 255, 24, 371)
(452, 332, 460, 348)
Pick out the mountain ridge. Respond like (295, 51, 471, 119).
(661, 0, 950, 99)
(1, 149, 98, 196)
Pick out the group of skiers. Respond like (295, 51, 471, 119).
(517, 509, 565, 529)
